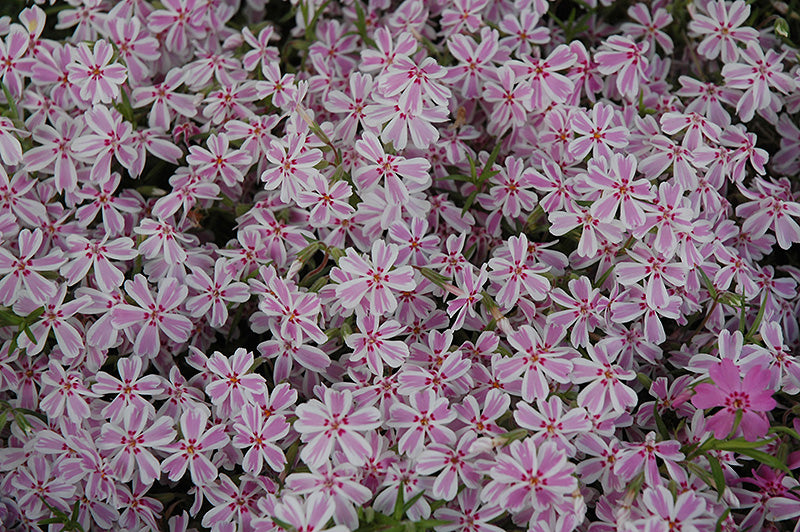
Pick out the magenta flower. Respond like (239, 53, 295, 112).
(691, 358, 776, 441)
(334, 240, 415, 317)
(294, 387, 381, 468)
(161, 407, 230, 485)
(232, 403, 290, 474)
(97, 408, 176, 485)
(66, 40, 127, 105)
(111, 274, 194, 358)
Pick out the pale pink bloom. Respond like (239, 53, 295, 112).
(0, 25, 35, 98)
(161, 408, 230, 485)
(324, 72, 373, 143)
(272, 494, 349, 532)
(186, 133, 252, 188)
(568, 102, 629, 160)
(621, 3, 674, 55)
(363, 95, 449, 151)
(345, 314, 409, 375)
(242, 26, 279, 71)
(509, 44, 576, 109)
(206, 348, 266, 416)
(389, 390, 457, 456)
(477, 156, 539, 219)
(12, 455, 76, 516)
(134, 218, 192, 264)
(360, 29, 416, 74)
(499, 9, 550, 55)
(572, 339, 638, 414)
(445, 28, 501, 99)
(257, 61, 297, 110)
(616, 244, 688, 311)
(515, 397, 591, 456)
(0, 116, 24, 167)
(296, 174, 354, 226)
(417, 432, 482, 501)
(380, 55, 451, 108)
(147, 0, 205, 52)
(587, 153, 653, 229)
(106, 17, 159, 82)
(257, 273, 327, 344)
(66, 40, 127, 105)
(723, 43, 796, 122)
(549, 202, 625, 259)
(689, 0, 758, 62)
(440, 0, 488, 35)
(92, 355, 164, 422)
(294, 387, 381, 468)
(595, 36, 649, 99)
(23, 116, 82, 193)
(111, 274, 193, 357)
(0, 228, 64, 305)
(131, 68, 200, 130)
(185, 260, 251, 328)
(60, 234, 137, 292)
(334, 241, 416, 316)
(40, 361, 99, 423)
(97, 408, 175, 484)
(72, 105, 138, 183)
(354, 130, 431, 203)
(261, 133, 321, 203)
(446, 265, 487, 329)
(483, 65, 534, 134)
(14, 286, 90, 359)
(488, 233, 550, 308)
(232, 403, 290, 474)
(614, 432, 684, 486)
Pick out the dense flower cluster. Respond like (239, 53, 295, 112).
(0, 0, 800, 530)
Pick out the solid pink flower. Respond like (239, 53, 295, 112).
(111, 274, 193, 358)
(66, 40, 127, 105)
(294, 387, 381, 468)
(160, 409, 229, 487)
(691, 358, 776, 441)
(334, 240, 416, 316)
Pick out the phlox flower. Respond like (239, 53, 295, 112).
(691, 358, 776, 441)
(334, 240, 415, 317)
(111, 274, 193, 358)
(134, 218, 192, 264)
(353, 131, 431, 204)
(345, 314, 409, 375)
(0, 116, 24, 168)
(572, 338, 638, 414)
(257, 273, 327, 344)
(75, 173, 142, 236)
(481, 438, 576, 516)
(14, 286, 90, 359)
(0, 25, 35, 98)
(445, 28, 500, 99)
(568, 102, 628, 160)
(40, 361, 98, 424)
(11, 455, 75, 517)
(723, 43, 796, 123)
(477, 156, 539, 220)
(161, 407, 230, 485)
(434, 488, 504, 532)
(388, 389, 457, 456)
(363, 94, 449, 151)
(548, 276, 609, 348)
(66, 40, 127, 105)
(488, 233, 550, 308)
(60, 234, 137, 292)
(261, 133, 322, 203)
(498, 9, 550, 55)
(272, 494, 349, 532)
(294, 387, 381, 468)
(206, 348, 266, 416)
(621, 3, 674, 55)
(615, 244, 688, 311)
(549, 201, 625, 259)
(24, 116, 82, 193)
(72, 105, 138, 183)
(614, 432, 684, 487)
(93, 355, 164, 422)
(595, 36, 649, 100)
(131, 68, 200, 130)
(285, 463, 372, 529)
(232, 403, 290, 474)
(510, 44, 576, 110)
(0, 228, 63, 305)
(105, 17, 159, 83)
(296, 174, 355, 226)
(379, 54, 451, 108)
(417, 431, 482, 501)
(97, 408, 175, 485)
(453, 388, 509, 437)
(146, 0, 205, 53)
(185, 260, 251, 328)
(514, 397, 591, 457)
(446, 265, 487, 330)
(688, 0, 758, 63)
(186, 133, 252, 188)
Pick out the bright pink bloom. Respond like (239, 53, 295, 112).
(161, 407, 230, 485)
(692, 358, 776, 441)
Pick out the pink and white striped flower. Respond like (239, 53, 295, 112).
(161, 407, 230, 485)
